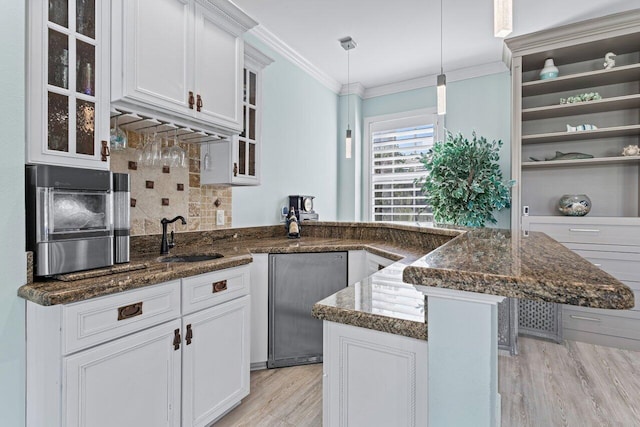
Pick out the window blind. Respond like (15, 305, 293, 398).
(371, 123, 434, 223)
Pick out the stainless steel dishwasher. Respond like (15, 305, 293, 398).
(268, 252, 348, 368)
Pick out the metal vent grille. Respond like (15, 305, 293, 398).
(518, 299, 563, 343)
(498, 298, 518, 355)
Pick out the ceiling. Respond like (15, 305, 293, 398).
(231, 0, 639, 91)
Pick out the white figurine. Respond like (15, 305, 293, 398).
(622, 145, 640, 156)
(604, 52, 616, 69)
(567, 124, 598, 132)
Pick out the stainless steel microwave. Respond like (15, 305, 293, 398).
(26, 165, 114, 276)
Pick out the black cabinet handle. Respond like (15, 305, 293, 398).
(186, 324, 193, 345)
(173, 329, 181, 350)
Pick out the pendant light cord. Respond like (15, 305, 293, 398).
(440, 0, 443, 75)
(347, 47, 350, 131)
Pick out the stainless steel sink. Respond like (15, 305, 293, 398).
(158, 254, 224, 263)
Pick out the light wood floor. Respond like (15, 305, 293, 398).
(215, 337, 640, 427)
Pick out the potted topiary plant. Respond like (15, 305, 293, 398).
(417, 130, 514, 227)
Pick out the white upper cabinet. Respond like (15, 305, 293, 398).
(200, 43, 273, 186)
(27, 0, 111, 169)
(117, 0, 193, 115)
(111, 0, 257, 135)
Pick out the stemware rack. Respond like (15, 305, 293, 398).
(110, 108, 229, 145)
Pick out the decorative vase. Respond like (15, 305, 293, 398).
(540, 58, 559, 80)
(558, 194, 591, 216)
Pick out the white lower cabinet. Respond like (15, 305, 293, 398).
(26, 265, 251, 427)
(63, 319, 182, 427)
(182, 295, 250, 427)
(323, 321, 428, 427)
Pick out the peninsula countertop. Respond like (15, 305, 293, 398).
(402, 228, 635, 310)
(312, 227, 635, 340)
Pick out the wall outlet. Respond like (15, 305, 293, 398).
(216, 210, 225, 226)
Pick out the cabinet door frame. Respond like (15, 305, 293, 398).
(116, 0, 195, 116)
(193, 0, 244, 131)
(63, 318, 182, 427)
(27, 0, 111, 169)
(182, 295, 251, 427)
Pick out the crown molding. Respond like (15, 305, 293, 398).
(249, 24, 508, 99)
(504, 9, 640, 58)
(362, 61, 508, 99)
(339, 82, 366, 98)
(244, 42, 274, 70)
(250, 25, 342, 93)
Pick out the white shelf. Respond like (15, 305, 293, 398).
(522, 94, 640, 121)
(522, 124, 640, 144)
(522, 155, 640, 168)
(522, 63, 640, 97)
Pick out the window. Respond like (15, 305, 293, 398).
(366, 112, 439, 223)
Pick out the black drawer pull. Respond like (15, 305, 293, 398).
(212, 280, 228, 293)
(117, 302, 143, 321)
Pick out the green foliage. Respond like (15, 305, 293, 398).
(417, 131, 514, 227)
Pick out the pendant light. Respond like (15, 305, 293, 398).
(437, 0, 446, 115)
(494, 0, 513, 38)
(340, 36, 357, 159)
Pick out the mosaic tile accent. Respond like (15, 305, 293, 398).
(110, 130, 232, 236)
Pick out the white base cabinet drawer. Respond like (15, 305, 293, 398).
(523, 217, 640, 247)
(182, 265, 250, 314)
(565, 247, 640, 284)
(563, 308, 640, 341)
(63, 280, 181, 354)
(63, 319, 182, 427)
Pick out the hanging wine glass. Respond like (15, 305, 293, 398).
(161, 135, 172, 167)
(169, 128, 187, 168)
(109, 115, 127, 151)
(150, 128, 162, 167)
(203, 143, 212, 171)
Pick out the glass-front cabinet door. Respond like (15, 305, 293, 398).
(234, 67, 259, 184)
(28, 0, 110, 169)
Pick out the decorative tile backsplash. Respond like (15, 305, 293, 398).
(110, 131, 232, 236)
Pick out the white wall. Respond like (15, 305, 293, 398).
(0, 0, 27, 425)
(232, 35, 339, 227)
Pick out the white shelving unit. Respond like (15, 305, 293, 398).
(505, 9, 640, 350)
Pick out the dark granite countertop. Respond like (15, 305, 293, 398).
(312, 262, 429, 340)
(19, 222, 456, 306)
(402, 228, 635, 310)
(19, 223, 634, 342)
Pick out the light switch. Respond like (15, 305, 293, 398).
(216, 210, 225, 225)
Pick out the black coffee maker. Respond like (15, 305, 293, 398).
(288, 195, 319, 221)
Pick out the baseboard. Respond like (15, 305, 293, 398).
(250, 361, 267, 371)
